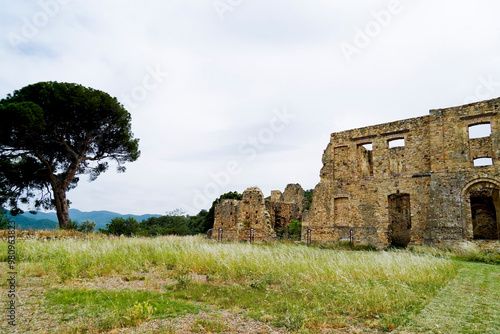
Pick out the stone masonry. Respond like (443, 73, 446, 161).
(213, 184, 307, 241)
(304, 97, 500, 248)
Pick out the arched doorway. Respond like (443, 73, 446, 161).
(462, 179, 500, 240)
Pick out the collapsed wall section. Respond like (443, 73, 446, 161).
(212, 184, 307, 241)
(265, 201, 301, 230)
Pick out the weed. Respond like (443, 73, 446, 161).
(122, 275, 146, 282)
(44, 288, 201, 331)
(174, 268, 192, 288)
(127, 301, 156, 324)
(276, 303, 306, 331)
(192, 318, 230, 333)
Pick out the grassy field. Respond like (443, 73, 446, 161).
(0, 235, 497, 333)
(401, 261, 500, 333)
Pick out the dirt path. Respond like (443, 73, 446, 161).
(398, 262, 500, 334)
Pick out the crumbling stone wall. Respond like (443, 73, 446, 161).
(283, 183, 309, 211)
(213, 199, 241, 241)
(213, 184, 307, 241)
(239, 187, 274, 241)
(265, 201, 300, 230)
(271, 190, 284, 202)
(305, 97, 500, 248)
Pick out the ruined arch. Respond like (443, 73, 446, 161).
(461, 178, 500, 240)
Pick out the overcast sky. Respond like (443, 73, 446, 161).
(1, 0, 500, 215)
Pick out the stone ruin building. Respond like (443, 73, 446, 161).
(212, 98, 500, 248)
(212, 184, 308, 241)
(304, 97, 500, 248)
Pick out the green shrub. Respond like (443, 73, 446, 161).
(99, 217, 140, 236)
(76, 220, 96, 234)
(61, 220, 79, 230)
(289, 220, 301, 236)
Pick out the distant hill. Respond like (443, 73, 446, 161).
(6, 209, 161, 230)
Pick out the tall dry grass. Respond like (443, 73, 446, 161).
(1, 235, 460, 331)
(6, 235, 456, 284)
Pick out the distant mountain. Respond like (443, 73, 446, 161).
(6, 209, 161, 230)
(6, 213, 58, 230)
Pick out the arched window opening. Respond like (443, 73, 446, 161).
(470, 188, 499, 240)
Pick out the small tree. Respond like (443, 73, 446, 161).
(0, 82, 140, 228)
(77, 220, 96, 234)
(100, 217, 140, 236)
(304, 189, 313, 211)
(289, 219, 302, 237)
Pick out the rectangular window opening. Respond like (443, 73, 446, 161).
(473, 157, 493, 167)
(361, 143, 373, 151)
(357, 143, 374, 177)
(388, 138, 405, 148)
(469, 123, 492, 139)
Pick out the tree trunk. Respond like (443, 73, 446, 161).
(50, 160, 81, 229)
(53, 185, 70, 228)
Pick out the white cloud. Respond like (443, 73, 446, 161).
(1, 0, 500, 215)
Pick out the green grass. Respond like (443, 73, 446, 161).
(2, 235, 461, 332)
(402, 261, 500, 333)
(165, 275, 448, 331)
(410, 241, 500, 264)
(44, 288, 202, 331)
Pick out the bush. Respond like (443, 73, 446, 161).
(77, 220, 96, 234)
(61, 220, 79, 230)
(289, 220, 301, 236)
(100, 217, 140, 236)
(276, 220, 302, 241)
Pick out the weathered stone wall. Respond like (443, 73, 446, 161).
(213, 199, 241, 241)
(425, 99, 500, 242)
(213, 187, 275, 241)
(271, 190, 283, 202)
(239, 187, 275, 241)
(213, 184, 306, 241)
(283, 184, 309, 211)
(265, 201, 301, 230)
(306, 97, 500, 248)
